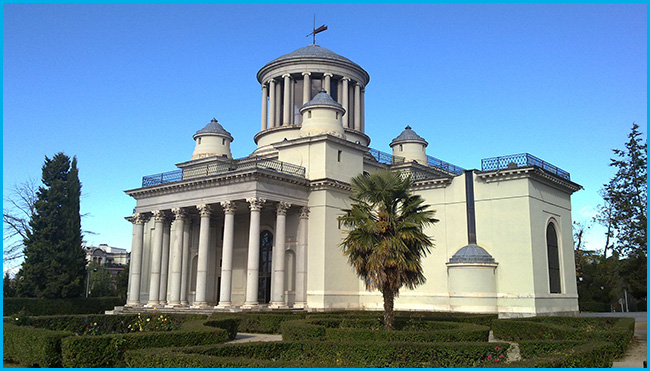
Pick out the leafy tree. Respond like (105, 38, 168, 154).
(87, 262, 114, 297)
(3, 272, 16, 297)
(115, 265, 130, 301)
(15, 153, 86, 298)
(603, 123, 647, 258)
(339, 170, 437, 330)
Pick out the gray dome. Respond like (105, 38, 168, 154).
(448, 244, 496, 264)
(390, 126, 428, 147)
(266, 44, 360, 68)
(194, 118, 233, 141)
(301, 89, 344, 111)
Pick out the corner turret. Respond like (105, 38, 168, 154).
(191, 118, 234, 160)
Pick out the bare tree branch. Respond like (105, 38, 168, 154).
(3, 178, 38, 263)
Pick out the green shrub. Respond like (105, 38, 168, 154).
(492, 316, 634, 357)
(196, 317, 241, 340)
(126, 341, 510, 368)
(2, 323, 72, 367)
(281, 318, 489, 343)
(61, 322, 230, 367)
(209, 311, 305, 334)
(489, 341, 615, 368)
(3, 297, 124, 316)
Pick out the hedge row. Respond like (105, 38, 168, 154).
(280, 318, 489, 342)
(3, 314, 236, 368)
(3, 323, 72, 367)
(491, 316, 634, 357)
(487, 341, 616, 368)
(3, 297, 124, 316)
(208, 311, 306, 334)
(61, 320, 230, 367)
(125, 340, 510, 368)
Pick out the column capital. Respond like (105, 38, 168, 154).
(220, 200, 237, 214)
(301, 71, 311, 76)
(282, 73, 291, 79)
(131, 212, 149, 224)
(276, 202, 291, 216)
(323, 72, 333, 78)
(341, 76, 351, 82)
(152, 210, 167, 222)
(246, 197, 266, 211)
(268, 78, 276, 85)
(197, 204, 212, 217)
(299, 206, 310, 219)
(355, 81, 362, 87)
(261, 83, 268, 91)
(171, 207, 187, 221)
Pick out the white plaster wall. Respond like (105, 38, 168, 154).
(192, 135, 232, 160)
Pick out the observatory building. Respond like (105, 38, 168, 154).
(122, 44, 581, 317)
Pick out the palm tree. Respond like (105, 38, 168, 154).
(339, 170, 437, 330)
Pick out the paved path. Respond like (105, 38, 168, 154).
(227, 332, 282, 343)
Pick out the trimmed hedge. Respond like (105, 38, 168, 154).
(125, 340, 511, 368)
(61, 321, 230, 367)
(281, 318, 489, 342)
(209, 311, 306, 334)
(3, 297, 124, 316)
(487, 341, 615, 368)
(3, 323, 72, 367)
(491, 316, 634, 357)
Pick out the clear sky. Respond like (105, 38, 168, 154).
(3, 3, 647, 273)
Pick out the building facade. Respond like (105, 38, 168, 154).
(122, 44, 581, 317)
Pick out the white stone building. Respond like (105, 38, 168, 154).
(122, 44, 581, 317)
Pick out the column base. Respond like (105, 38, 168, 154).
(241, 303, 260, 309)
(165, 302, 184, 309)
(268, 302, 288, 309)
(215, 302, 232, 309)
(145, 302, 160, 308)
(190, 302, 211, 309)
(125, 302, 143, 308)
(181, 301, 189, 306)
(293, 302, 307, 309)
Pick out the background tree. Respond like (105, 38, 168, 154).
(3, 179, 38, 264)
(339, 170, 437, 330)
(3, 272, 17, 297)
(15, 153, 87, 298)
(115, 265, 130, 301)
(603, 123, 647, 258)
(86, 262, 114, 297)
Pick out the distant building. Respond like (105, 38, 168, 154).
(120, 44, 580, 318)
(85, 244, 130, 278)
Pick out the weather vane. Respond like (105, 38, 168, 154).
(306, 14, 327, 45)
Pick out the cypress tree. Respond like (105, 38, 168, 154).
(16, 153, 86, 298)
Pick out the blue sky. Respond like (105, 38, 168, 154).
(3, 3, 647, 272)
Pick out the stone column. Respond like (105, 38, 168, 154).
(270, 202, 291, 308)
(146, 210, 166, 307)
(341, 77, 350, 128)
(180, 218, 192, 306)
(168, 208, 186, 307)
(354, 83, 361, 131)
(323, 73, 332, 94)
(282, 74, 291, 126)
(336, 79, 343, 104)
(268, 79, 276, 128)
(243, 197, 265, 307)
(275, 79, 282, 126)
(294, 207, 309, 308)
(159, 219, 171, 304)
(290, 77, 295, 125)
(361, 87, 365, 132)
(192, 204, 212, 308)
(217, 201, 236, 308)
(261, 83, 268, 131)
(126, 213, 147, 306)
(302, 72, 311, 104)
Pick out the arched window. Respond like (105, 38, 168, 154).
(547, 223, 561, 294)
(258, 230, 273, 304)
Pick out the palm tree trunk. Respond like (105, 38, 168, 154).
(382, 286, 395, 331)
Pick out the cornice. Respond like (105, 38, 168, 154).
(477, 167, 582, 194)
(125, 168, 309, 200)
(309, 178, 352, 192)
(273, 132, 369, 153)
(410, 177, 454, 190)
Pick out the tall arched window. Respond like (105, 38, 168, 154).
(258, 230, 273, 304)
(547, 223, 561, 294)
